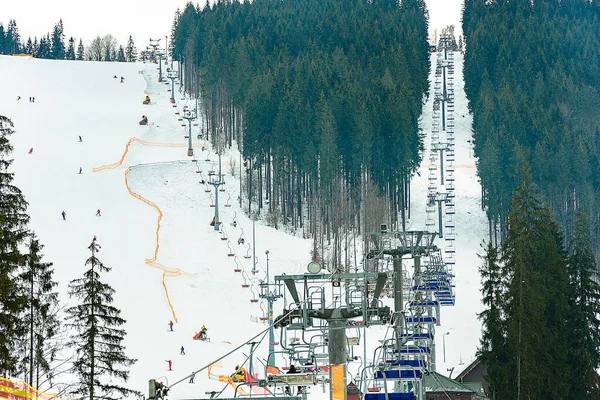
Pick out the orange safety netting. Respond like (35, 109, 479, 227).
(93, 137, 207, 172)
(121, 167, 197, 322)
(93, 135, 202, 322)
(0, 377, 58, 400)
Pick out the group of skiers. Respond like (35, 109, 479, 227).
(165, 320, 210, 384)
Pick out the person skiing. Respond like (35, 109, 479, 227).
(180, 345, 185, 355)
(169, 320, 174, 331)
(166, 360, 172, 371)
(96, 209, 101, 217)
(79, 135, 82, 142)
(189, 372, 195, 384)
(120, 77, 124, 83)
(79, 167, 82, 174)
(61, 211, 66, 220)
(17, 96, 20, 100)
(28, 148, 33, 154)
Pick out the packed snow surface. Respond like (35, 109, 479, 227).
(0, 51, 486, 398)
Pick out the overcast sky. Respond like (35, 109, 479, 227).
(0, 0, 464, 49)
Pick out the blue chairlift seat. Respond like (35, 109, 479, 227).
(395, 346, 430, 354)
(376, 370, 422, 379)
(405, 316, 436, 324)
(365, 393, 414, 400)
(387, 359, 425, 368)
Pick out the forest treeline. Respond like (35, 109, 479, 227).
(171, 0, 429, 267)
(462, 0, 600, 250)
(0, 19, 140, 62)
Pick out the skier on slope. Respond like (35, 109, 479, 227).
(96, 209, 101, 217)
(61, 211, 66, 220)
(169, 320, 174, 331)
(166, 360, 172, 371)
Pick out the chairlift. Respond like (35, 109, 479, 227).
(244, 244, 252, 259)
(227, 243, 235, 257)
(250, 287, 259, 303)
(225, 193, 232, 207)
(241, 272, 250, 288)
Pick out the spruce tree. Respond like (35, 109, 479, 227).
(21, 235, 59, 389)
(0, 115, 29, 374)
(477, 242, 507, 399)
(116, 45, 126, 62)
(7, 19, 20, 54)
(125, 35, 137, 62)
(50, 20, 65, 59)
(66, 37, 76, 60)
(565, 212, 600, 399)
(66, 237, 138, 399)
(25, 37, 34, 54)
(76, 39, 84, 61)
(500, 163, 570, 399)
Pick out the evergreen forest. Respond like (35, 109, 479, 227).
(171, 0, 430, 267)
(478, 164, 600, 399)
(462, 0, 600, 251)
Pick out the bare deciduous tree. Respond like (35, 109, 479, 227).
(86, 35, 119, 61)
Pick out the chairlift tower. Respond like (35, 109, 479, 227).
(182, 106, 197, 157)
(167, 69, 177, 103)
(149, 38, 161, 53)
(275, 263, 391, 400)
(428, 192, 448, 239)
(156, 51, 164, 82)
(430, 142, 450, 184)
(363, 229, 452, 400)
(259, 250, 282, 367)
(209, 169, 224, 232)
(436, 59, 450, 131)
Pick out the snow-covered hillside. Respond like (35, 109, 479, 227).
(0, 49, 486, 398)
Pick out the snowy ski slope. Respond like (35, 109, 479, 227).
(0, 50, 486, 398)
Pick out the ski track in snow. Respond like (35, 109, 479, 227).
(0, 50, 486, 398)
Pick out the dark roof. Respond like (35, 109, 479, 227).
(423, 372, 475, 393)
(456, 357, 482, 381)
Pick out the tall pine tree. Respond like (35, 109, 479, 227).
(500, 163, 570, 399)
(125, 35, 137, 62)
(50, 20, 65, 59)
(565, 212, 600, 399)
(76, 39, 84, 61)
(66, 237, 138, 399)
(477, 242, 507, 399)
(66, 37, 76, 60)
(21, 236, 59, 389)
(0, 115, 29, 374)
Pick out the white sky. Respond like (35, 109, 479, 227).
(0, 0, 464, 49)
